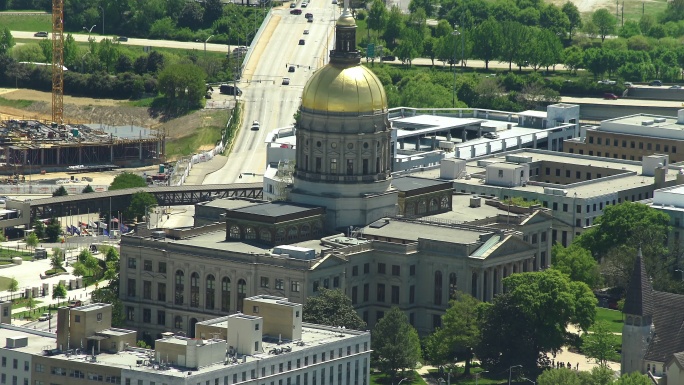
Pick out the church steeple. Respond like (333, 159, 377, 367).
(330, 0, 360, 65)
(623, 248, 655, 317)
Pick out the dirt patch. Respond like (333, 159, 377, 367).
(547, 0, 615, 13)
(157, 109, 230, 139)
(0, 88, 122, 107)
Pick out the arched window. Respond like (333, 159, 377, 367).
(245, 227, 255, 240)
(429, 198, 438, 212)
(312, 222, 322, 236)
(237, 279, 247, 312)
(405, 203, 415, 216)
(449, 273, 457, 298)
(190, 272, 200, 307)
(221, 277, 231, 312)
(206, 275, 215, 310)
(287, 226, 298, 241)
(260, 229, 272, 242)
(434, 271, 443, 305)
(440, 196, 449, 209)
(229, 225, 240, 239)
(275, 228, 286, 242)
(300, 224, 310, 237)
(174, 316, 183, 329)
(174, 270, 184, 305)
(418, 201, 427, 215)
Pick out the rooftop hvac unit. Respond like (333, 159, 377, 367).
(654, 117, 667, 123)
(641, 120, 654, 126)
(470, 196, 481, 208)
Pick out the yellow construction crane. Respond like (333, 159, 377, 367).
(51, 0, 64, 125)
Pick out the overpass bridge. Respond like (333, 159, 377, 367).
(5, 183, 263, 227)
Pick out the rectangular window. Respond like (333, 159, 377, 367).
(351, 286, 358, 304)
(363, 284, 369, 302)
(377, 284, 385, 302)
(316, 157, 322, 173)
(346, 159, 354, 175)
(545, 167, 550, 175)
(391, 265, 400, 276)
(158, 283, 166, 302)
(143, 308, 151, 323)
(143, 260, 152, 271)
(410, 265, 416, 276)
(576, 205, 581, 213)
(260, 277, 269, 288)
(555, 168, 560, 176)
(377, 263, 386, 274)
(553, 202, 558, 210)
(127, 279, 136, 297)
(333, 277, 339, 288)
(330, 159, 337, 174)
(409, 285, 415, 304)
(363, 263, 369, 274)
(656, 144, 661, 151)
(158, 262, 167, 273)
(352, 266, 358, 276)
(126, 306, 134, 321)
(391, 285, 399, 304)
(276, 279, 284, 290)
(143, 280, 151, 300)
(565, 170, 570, 177)
(157, 310, 166, 325)
(291, 281, 301, 292)
(362, 159, 369, 175)
(562, 204, 568, 212)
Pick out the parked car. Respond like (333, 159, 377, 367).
(290, 9, 302, 14)
(301, 2, 308, 7)
(603, 93, 619, 100)
(68, 300, 82, 308)
(624, 82, 634, 88)
(597, 79, 616, 85)
(381, 55, 396, 61)
(34, 31, 48, 37)
(38, 313, 53, 321)
(290, 2, 297, 7)
(483, 132, 499, 139)
(670, 85, 682, 89)
(116, 36, 128, 42)
(282, 77, 290, 85)
(650, 80, 663, 86)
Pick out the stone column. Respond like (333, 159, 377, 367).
(477, 270, 484, 301)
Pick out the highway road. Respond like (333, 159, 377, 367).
(203, 0, 338, 185)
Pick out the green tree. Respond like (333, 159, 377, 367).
(303, 288, 366, 330)
(592, 8, 617, 42)
(74, 249, 103, 281)
(26, 232, 38, 248)
(109, 172, 147, 190)
(136, 340, 151, 349)
(551, 243, 602, 288)
(537, 368, 582, 385)
(203, 0, 224, 25)
(582, 321, 620, 367)
(26, 295, 37, 312)
(472, 18, 501, 70)
(97, 38, 120, 73)
(614, 372, 651, 385)
(38, 39, 52, 63)
(45, 219, 61, 242)
(563, 46, 584, 74)
(367, 0, 388, 37)
(561, 1, 582, 41)
(52, 186, 68, 197)
(11, 44, 46, 62)
(424, 292, 480, 375)
(8, 277, 18, 294)
(33, 220, 46, 239)
(157, 63, 207, 110)
(475, 269, 597, 370)
(92, 287, 124, 326)
(408, 0, 435, 16)
(619, 21, 641, 39)
(383, 6, 404, 47)
(82, 185, 94, 193)
(51, 248, 64, 270)
(0, 27, 14, 55)
(539, 4, 569, 37)
(127, 191, 158, 222)
(63, 34, 78, 70)
(499, 21, 529, 71)
(52, 283, 67, 300)
(395, 28, 423, 66)
(371, 307, 421, 379)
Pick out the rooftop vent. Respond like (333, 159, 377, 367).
(641, 120, 654, 126)
(654, 117, 667, 123)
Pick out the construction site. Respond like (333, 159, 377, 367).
(0, 0, 165, 173)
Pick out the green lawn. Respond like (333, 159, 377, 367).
(0, 96, 34, 109)
(0, 14, 50, 31)
(11, 297, 43, 309)
(426, 367, 502, 385)
(371, 371, 427, 385)
(165, 111, 228, 159)
(620, 0, 668, 22)
(0, 276, 14, 291)
(595, 307, 624, 334)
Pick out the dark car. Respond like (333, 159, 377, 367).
(381, 55, 396, 61)
(650, 80, 663, 86)
(603, 93, 619, 100)
(34, 31, 48, 37)
(290, 2, 297, 7)
(305, 12, 313, 18)
(299, 39, 305, 45)
(290, 8, 302, 14)
(288, 65, 295, 72)
(116, 36, 129, 42)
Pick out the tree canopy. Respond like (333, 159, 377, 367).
(371, 307, 421, 379)
(424, 292, 480, 374)
(52, 282, 67, 300)
(52, 186, 68, 197)
(157, 63, 207, 110)
(127, 191, 158, 222)
(551, 243, 602, 288)
(582, 321, 620, 367)
(475, 269, 596, 371)
(109, 172, 147, 190)
(302, 288, 366, 330)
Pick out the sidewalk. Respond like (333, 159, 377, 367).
(183, 155, 228, 185)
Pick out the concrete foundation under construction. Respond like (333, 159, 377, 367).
(0, 119, 165, 172)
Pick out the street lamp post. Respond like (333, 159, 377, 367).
(27, 160, 31, 193)
(451, 27, 460, 108)
(522, 377, 535, 385)
(204, 35, 214, 57)
(508, 365, 522, 385)
(98, 6, 105, 35)
(83, 25, 97, 41)
(394, 378, 409, 385)
(475, 371, 489, 385)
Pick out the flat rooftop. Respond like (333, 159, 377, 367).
(363, 217, 490, 244)
(425, 195, 524, 223)
(598, 114, 684, 140)
(410, 149, 678, 199)
(199, 198, 258, 210)
(392, 176, 451, 192)
(232, 201, 321, 217)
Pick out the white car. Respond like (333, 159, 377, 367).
(251, 120, 260, 130)
(38, 313, 53, 321)
(597, 79, 616, 85)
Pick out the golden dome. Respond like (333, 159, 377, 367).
(336, 12, 356, 27)
(301, 64, 387, 113)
